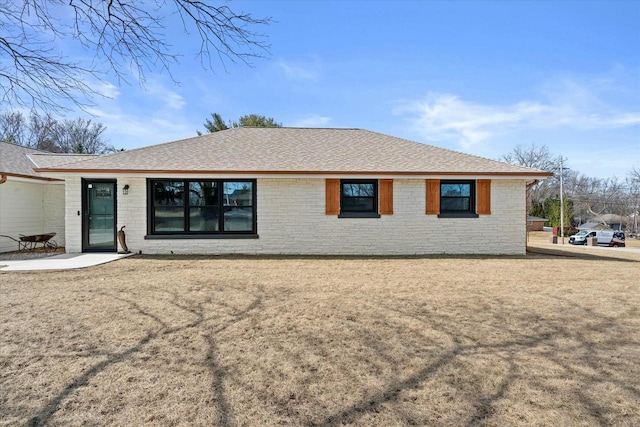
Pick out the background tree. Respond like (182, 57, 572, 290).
(53, 118, 112, 154)
(541, 198, 573, 229)
(627, 167, 640, 234)
(501, 144, 567, 216)
(501, 143, 558, 172)
(202, 113, 229, 133)
(566, 175, 628, 228)
(503, 145, 638, 232)
(0, 111, 114, 154)
(233, 114, 282, 128)
(199, 113, 282, 134)
(0, 1, 271, 112)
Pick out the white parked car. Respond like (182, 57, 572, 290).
(569, 230, 596, 245)
(569, 230, 625, 247)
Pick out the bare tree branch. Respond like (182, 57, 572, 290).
(501, 143, 562, 209)
(0, 0, 271, 112)
(0, 110, 114, 153)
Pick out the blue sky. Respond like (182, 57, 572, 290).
(72, 0, 638, 178)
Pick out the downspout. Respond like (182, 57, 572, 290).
(525, 180, 540, 252)
(526, 179, 540, 191)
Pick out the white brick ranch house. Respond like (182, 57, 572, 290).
(35, 127, 550, 255)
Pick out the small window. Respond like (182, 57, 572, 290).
(153, 181, 185, 232)
(188, 181, 219, 232)
(440, 180, 477, 217)
(339, 179, 379, 218)
(223, 182, 254, 232)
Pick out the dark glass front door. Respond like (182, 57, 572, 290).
(83, 180, 117, 252)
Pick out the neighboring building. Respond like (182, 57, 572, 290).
(527, 216, 547, 231)
(36, 127, 550, 255)
(588, 214, 627, 231)
(577, 221, 610, 231)
(0, 143, 62, 251)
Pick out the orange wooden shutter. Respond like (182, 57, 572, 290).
(325, 179, 340, 215)
(477, 179, 491, 215)
(379, 179, 393, 215)
(425, 179, 440, 215)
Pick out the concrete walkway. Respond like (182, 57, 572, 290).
(0, 253, 134, 271)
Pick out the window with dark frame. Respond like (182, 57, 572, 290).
(340, 179, 379, 217)
(149, 179, 256, 235)
(440, 180, 475, 214)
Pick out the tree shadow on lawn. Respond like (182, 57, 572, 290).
(210, 290, 638, 426)
(307, 294, 639, 426)
(18, 272, 640, 426)
(26, 285, 268, 427)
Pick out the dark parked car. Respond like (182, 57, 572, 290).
(608, 238, 625, 248)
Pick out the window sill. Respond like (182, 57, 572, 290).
(338, 212, 381, 219)
(437, 212, 479, 219)
(145, 234, 259, 240)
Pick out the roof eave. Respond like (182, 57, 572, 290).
(0, 172, 63, 182)
(35, 168, 552, 178)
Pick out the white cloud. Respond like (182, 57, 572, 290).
(609, 113, 640, 126)
(277, 58, 320, 82)
(146, 81, 186, 110)
(88, 81, 120, 99)
(290, 114, 332, 127)
(395, 83, 640, 149)
(81, 78, 194, 148)
(395, 94, 545, 148)
(84, 107, 194, 147)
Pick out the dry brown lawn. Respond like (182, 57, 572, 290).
(1, 233, 639, 426)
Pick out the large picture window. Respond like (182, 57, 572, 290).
(440, 180, 476, 216)
(339, 179, 379, 218)
(148, 179, 256, 236)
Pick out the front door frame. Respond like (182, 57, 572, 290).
(82, 178, 118, 252)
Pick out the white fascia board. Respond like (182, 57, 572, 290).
(3, 175, 63, 185)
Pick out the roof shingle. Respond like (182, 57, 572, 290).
(35, 127, 550, 176)
(0, 141, 43, 178)
(0, 141, 98, 179)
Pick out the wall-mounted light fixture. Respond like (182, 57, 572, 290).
(123, 184, 130, 195)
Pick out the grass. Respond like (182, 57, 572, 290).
(1, 233, 639, 426)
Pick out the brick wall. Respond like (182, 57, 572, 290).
(101, 178, 527, 256)
(64, 177, 82, 253)
(43, 183, 65, 247)
(117, 177, 147, 253)
(0, 180, 44, 253)
(0, 179, 65, 253)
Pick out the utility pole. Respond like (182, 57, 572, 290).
(560, 157, 565, 244)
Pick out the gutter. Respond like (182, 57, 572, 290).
(525, 179, 541, 252)
(0, 172, 62, 183)
(526, 179, 540, 190)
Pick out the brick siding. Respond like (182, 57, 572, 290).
(72, 177, 528, 256)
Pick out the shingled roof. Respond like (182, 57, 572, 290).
(0, 141, 43, 178)
(35, 127, 550, 176)
(0, 141, 97, 181)
(28, 153, 97, 169)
